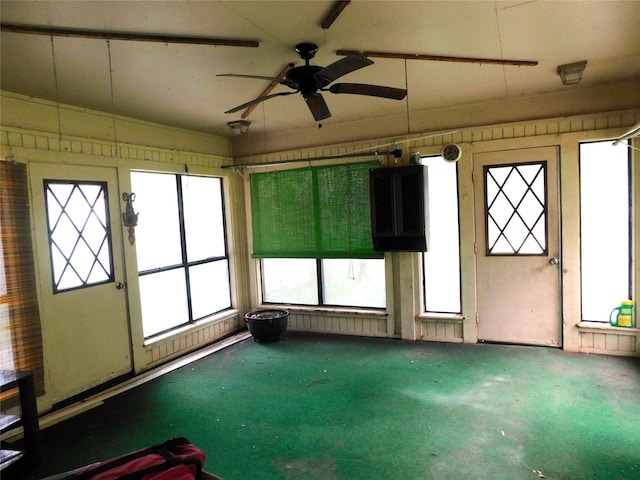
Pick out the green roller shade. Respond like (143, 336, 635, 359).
(250, 161, 382, 259)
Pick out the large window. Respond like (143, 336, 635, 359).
(253, 161, 385, 309)
(262, 258, 386, 308)
(131, 172, 231, 338)
(580, 140, 631, 321)
(420, 155, 461, 313)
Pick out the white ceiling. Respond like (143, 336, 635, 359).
(2, 1, 640, 139)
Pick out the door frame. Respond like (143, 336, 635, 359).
(29, 161, 134, 403)
(473, 146, 563, 347)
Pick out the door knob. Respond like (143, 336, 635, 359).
(115, 282, 126, 289)
(549, 258, 559, 266)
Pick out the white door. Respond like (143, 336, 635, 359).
(30, 163, 132, 402)
(474, 147, 561, 346)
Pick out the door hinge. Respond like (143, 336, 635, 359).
(474, 242, 478, 254)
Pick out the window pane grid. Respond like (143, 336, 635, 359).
(261, 258, 385, 309)
(44, 181, 114, 293)
(256, 163, 386, 309)
(484, 162, 547, 255)
(131, 172, 231, 338)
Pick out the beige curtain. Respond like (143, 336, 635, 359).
(0, 160, 45, 399)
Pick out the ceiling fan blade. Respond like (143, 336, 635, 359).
(315, 55, 373, 83)
(328, 83, 407, 100)
(305, 93, 331, 121)
(217, 73, 289, 83)
(225, 91, 295, 114)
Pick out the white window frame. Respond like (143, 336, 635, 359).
(420, 154, 462, 314)
(260, 257, 386, 309)
(579, 140, 632, 322)
(131, 171, 232, 338)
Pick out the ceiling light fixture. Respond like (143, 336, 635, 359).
(227, 119, 251, 135)
(557, 60, 587, 85)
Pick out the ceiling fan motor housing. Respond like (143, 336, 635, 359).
(295, 42, 319, 60)
(286, 65, 331, 96)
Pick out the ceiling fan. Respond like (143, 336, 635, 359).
(217, 42, 407, 122)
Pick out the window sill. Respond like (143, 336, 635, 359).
(144, 309, 241, 346)
(418, 313, 464, 323)
(258, 304, 387, 317)
(576, 321, 639, 333)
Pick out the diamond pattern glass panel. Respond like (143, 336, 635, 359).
(485, 162, 547, 255)
(45, 181, 114, 292)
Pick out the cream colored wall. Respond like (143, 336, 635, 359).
(1, 87, 639, 412)
(1, 92, 231, 156)
(230, 79, 640, 158)
(1, 92, 251, 412)
(237, 110, 640, 356)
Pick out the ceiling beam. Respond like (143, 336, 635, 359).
(336, 49, 538, 67)
(0, 23, 259, 47)
(321, 1, 351, 29)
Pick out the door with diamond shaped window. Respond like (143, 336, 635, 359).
(30, 163, 132, 402)
(474, 147, 561, 346)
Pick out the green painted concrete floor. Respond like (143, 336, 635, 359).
(13, 332, 640, 479)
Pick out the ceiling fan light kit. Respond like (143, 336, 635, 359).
(227, 120, 251, 135)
